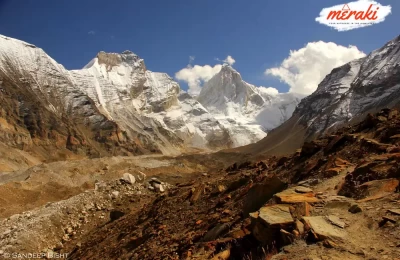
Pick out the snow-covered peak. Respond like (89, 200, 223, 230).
(0, 34, 38, 49)
(312, 58, 365, 96)
(197, 65, 265, 116)
(219, 64, 240, 75)
(197, 64, 303, 146)
(0, 33, 304, 154)
(288, 34, 400, 138)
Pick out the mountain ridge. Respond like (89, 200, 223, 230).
(239, 34, 400, 156)
(0, 34, 303, 163)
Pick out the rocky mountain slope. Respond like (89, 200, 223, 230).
(198, 65, 303, 146)
(0, 35, 147, 164)
(0, 34, 304, 162)
(70, 51, 232, 154)
(2, 108, 398, 259)
(243, 34, 400, 156)
(63, 108, 400, 260)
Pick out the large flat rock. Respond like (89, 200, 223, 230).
(258, 204, 294, 227)
(303, 216, 347, 241)
(275, 189, 319, 203)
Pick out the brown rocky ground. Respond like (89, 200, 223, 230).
(1, 109, 400, 260)
(66, 109, 400, 259)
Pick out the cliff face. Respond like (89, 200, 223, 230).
(197, 65, 302, 146)
(0, 35, 156, 162)
(0, 35, 235, 162)
(239, 34, 400, 156)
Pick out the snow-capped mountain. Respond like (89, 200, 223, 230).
(0, 34, 236, 156)
(70, 51, 232, 154)
(245, 34, 400, 156)
(0, 34, 308, 157)
(295, 34, 400, 137)
(0, 35, 153, 158)
(197, 64, 303, 146)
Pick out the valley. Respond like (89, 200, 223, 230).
(0, 33, 400, 260)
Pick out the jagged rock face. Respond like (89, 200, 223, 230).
(293, 58, 365, 136)
(71, 52, 232, 154)
(0, 35, 155, 160)
(245, 34, 400, 156)
(198, 65, 265, 115)
(197, 65, 302, 146)
(294, 34, 400, 139)
(0, 34, 304, 157)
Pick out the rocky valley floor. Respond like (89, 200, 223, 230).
(1, 109, 400, 260)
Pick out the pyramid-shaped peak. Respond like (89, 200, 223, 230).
(220, 64, 238, 73)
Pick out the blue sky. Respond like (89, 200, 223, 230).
(0, 0, 398, 93)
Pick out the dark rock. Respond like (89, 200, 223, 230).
(202, 223, 230, 242)
(242, 176, 287, 216)
(280, 229, 295, 246)
(348, 204, 362, 214)
(301, 141, 324, 157)
(110, 210, 125, 221)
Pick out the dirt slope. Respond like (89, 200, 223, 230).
(59, 109, 400, 260)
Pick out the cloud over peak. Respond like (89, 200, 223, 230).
(265, 41, 366, 95)
(223, 55, 236, 65)
(175, 55, 235, 96)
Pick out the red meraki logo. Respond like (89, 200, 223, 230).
(316, 0, 391, 31)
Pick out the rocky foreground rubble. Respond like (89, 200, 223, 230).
(1, 109, 400, 260)
(0, 170, 175, 257)
(63, 109, 400, 260)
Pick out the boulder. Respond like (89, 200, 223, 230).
(258, 204, 294, 227)
(242, 176, 287, 216)
(111, 191, 119, 199)
(302, 216, 347, 242)
(348, 204, 362, 214)
(147, 179, 167, 192)
(357, 178, 399, 202)
(121, 173, 136, 184)
(251, 204, 294, 246)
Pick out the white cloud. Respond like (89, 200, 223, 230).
(176, 64, 222, 96)
(175, 55, 235, 96)
(258, 86, 279, 97)
(265, 41, 366, 95)
(88, 30, 96, 35)
(223, 55, 236, 65)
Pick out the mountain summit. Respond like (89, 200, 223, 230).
(242, 34, 400, 156)
(198, 64, 265, 116)
(197, 64, 303, 146)
(0, 34, 305, 158)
